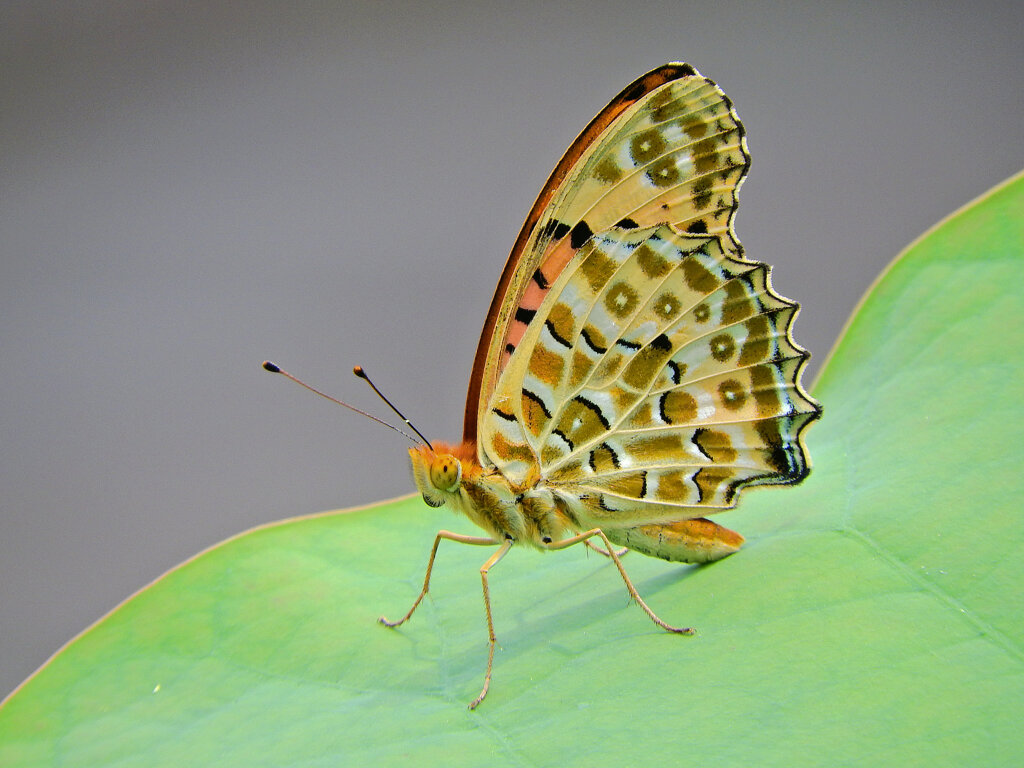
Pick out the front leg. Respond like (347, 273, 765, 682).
(379, 530, 500, 628)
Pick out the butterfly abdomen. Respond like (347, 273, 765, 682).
(603, 518, 744, 564)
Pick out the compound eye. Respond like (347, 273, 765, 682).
(429, 454, 462, 492)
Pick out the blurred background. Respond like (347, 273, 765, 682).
(2, 1, 1021, 696)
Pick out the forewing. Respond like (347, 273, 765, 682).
(466, 64, 749, 455)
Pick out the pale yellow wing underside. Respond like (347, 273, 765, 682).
(475, 64, 819, 529)
(468, 65, 749, 453)
(482, 224, 819, 528)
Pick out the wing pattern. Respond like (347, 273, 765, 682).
(466, 64, 750, 447)
(474, 63, 819, 529)
(482, 224, 818, 527)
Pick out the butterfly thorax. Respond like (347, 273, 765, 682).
(408, 443, 573, 547)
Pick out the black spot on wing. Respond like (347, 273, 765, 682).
(542, 219, 571, 241)
(651, 333, 673, 352)
(532, 269, 550, 290)
(492, 407, 517, 422)
(616, 217, 639, 229)
(770, 443, 808, 483)
(572, 395, 610, 430)
(580, 327, 608, 354)
(522, 388, 552, 419)
(588, 443, 621, 472)
(551, 428, 574, 451)
(505, 343, 516, 355)
(723, 481, 738, 504)
(570, 221, 593, 249)
(545, 318, 571, 348)
(515, 307, 536, 325)
(756, 418, 808, 482)
(616, 338, 641, 351)
(691, 428, 712, 460)
(686, 220, 708, 234)
(667, 360, 684, 385)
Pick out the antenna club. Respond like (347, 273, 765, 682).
(353, 364, 434, 450)
(262, 361, 281, 373)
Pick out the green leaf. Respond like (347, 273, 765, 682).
(3, 172, 1023, 767)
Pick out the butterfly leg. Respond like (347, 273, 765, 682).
(379, 530, 500, 628)
(583, 538, 629, 559)
(468, 537, 514, 710)
(545, 529, 695, 635)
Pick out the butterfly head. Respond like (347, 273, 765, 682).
(409, 444, 464, 508)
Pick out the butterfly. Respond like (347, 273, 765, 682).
(323, 63, 818, 709)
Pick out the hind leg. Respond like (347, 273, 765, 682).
(544, 528, 694, 635)
(583, 538, 629, 558)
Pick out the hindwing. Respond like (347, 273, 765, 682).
(481, 222, 819, 525)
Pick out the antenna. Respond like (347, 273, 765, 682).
(352, 366, 433, 449)
(262, 361, 427, 447)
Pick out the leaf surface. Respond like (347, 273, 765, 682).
(3, 172, 1023, 767)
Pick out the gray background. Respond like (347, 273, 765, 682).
(2, 1, 1021, 697)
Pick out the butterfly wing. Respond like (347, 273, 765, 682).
(485, 222, 819, 524)
(475, 64, 820, 527)
(465, 63, 750, 452)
